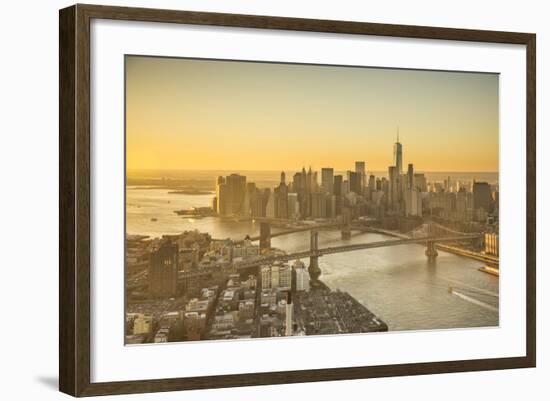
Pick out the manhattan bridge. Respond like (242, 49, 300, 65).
(179, 217, 485, 286)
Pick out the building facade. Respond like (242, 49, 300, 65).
(149, 241, 179, 298)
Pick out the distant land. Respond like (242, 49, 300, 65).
(127, 169, 499, 188)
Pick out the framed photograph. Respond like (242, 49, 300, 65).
(59, 4, 536, 397)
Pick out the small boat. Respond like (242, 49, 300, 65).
(151, 218, 158, 222)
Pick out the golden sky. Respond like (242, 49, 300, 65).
(126, 56, 499, 172)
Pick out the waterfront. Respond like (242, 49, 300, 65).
(127, 187, 499, 332)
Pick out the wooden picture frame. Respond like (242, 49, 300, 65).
(59, 3, 536, 397)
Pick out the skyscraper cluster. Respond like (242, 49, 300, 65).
(213, 163, 372, 221)
(212, 133, 498, 225)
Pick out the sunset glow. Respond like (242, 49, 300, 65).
(126, 56, 498, 172)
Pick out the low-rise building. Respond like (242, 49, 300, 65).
(212, 312, 236, 331)
(238, 299, 255, 321)
(261, 290, 277, 306)
(154, 328, 169, 343)
(132, 313, 152, 335)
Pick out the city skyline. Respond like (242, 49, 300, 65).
(125, 133, 500, 343)
(125, 56, 500, 345)
(126, 56, 499, 172)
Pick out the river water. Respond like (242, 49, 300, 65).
(127, 187, 499, 331)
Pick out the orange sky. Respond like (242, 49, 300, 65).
(126, 56, 499, 172)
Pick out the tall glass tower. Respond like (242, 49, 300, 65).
(393, 128, 403, 175)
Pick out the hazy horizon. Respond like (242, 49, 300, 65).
(126, 169, 499, 186)
(127, 168, 499, 173)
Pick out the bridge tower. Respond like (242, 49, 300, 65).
(308, 230, 322, 285)
(259, 222, 271, 250)
(341, 207, 352, 240)
(425, 241, 438, 259)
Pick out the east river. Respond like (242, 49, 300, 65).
(127, 187, 499, 331)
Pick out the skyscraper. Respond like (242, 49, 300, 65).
(393, 129, 403, 175)
(216, 174, 247, 216)
(265, 190, 276, 218)
(407, 163, 414, 190)
(388, 166, 400, 208)
(250, 187, 265, 217)
(285, 291, 293, 337)
(368, 174, 376, 192)
(355, 161, 366, 191)
(226, 174, 247, 215)
(333, 174, 343, 216)
(333, 175, 343, 196)
(287, 193, 299, 220)
(326, 194, 336, 218)
(215, 176, 229, 216)
(310, 192, 327, 218)
(149, 241, 179, 298)
(347, 171, 361, 194)
(473, 181, 492, 213)
(292, 170, 305, 193)
(456, 189, 473, 221)
(405, 188, 422, 217)
(414, 173, 427, 192)
(274, 180, 289, 219)
(321, 168, 334, 195)
(306, 166, 314, 193)
(293, 259, 309, 292)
